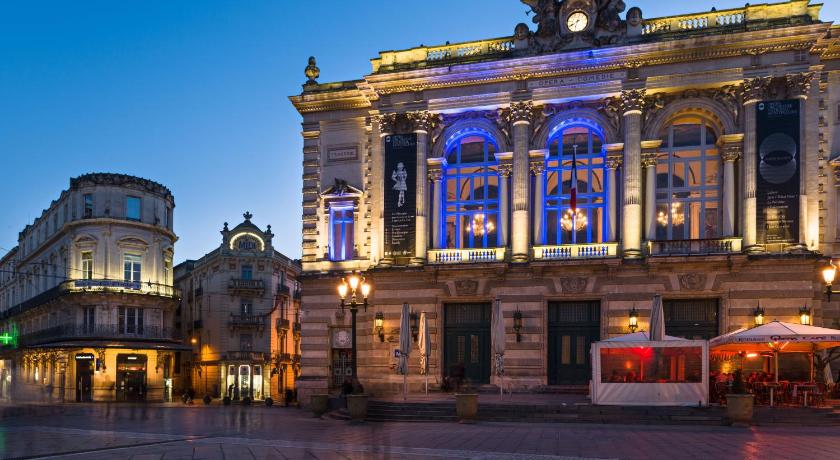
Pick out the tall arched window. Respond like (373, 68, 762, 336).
(544, 123, 606, 245)
(655, 116, 720, 240)
(443, 132, 500, 249)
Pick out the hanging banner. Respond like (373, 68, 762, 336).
(383, 134, 417, 260)
(756, 100, 800, 245)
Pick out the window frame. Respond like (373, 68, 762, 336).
(123, 253, 142, 284)
(329, 204, 355, 261)
(126, 196, 142, 221)
(83, 194, 94, 219)
(81, 251, 94, 280)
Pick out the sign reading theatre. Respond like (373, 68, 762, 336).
(756, 100, 800, 245)
(383, 134, 417, 260)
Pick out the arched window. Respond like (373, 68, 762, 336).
(443, 132, 500, 249)
(544, 123, 606, 245)
(655, 116, 720, 240)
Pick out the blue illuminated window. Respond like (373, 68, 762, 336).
(442, 132, 500, 249)
(544, 123, 607, 245)
(329, 205, 354, 261)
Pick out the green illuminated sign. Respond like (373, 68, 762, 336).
(0, 325, 18, 348)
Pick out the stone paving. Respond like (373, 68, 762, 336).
(1, 404, 840, 459)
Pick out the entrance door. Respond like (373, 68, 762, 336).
(238, 365, 251, 400)
(330, 349, 353, 388)
(75, 354, 94, 402)
(444, 303, 491, 385)
(548, 301, 600, 385)
(664, 299, 719, 339)
(116, 355, 147, 402)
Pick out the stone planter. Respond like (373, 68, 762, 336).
(455, 393, 478, 423)
(726, 394, 754, 425)
(346, 394, 369, 422)
(310, 394, 330, 417)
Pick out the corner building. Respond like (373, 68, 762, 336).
(290, 0, 840, 402)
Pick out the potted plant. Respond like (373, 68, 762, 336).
(345, 379, 368, 423)
(310, 393, 330, 417)
(726, 369, 754, 425)
(455, 378, 478, 423)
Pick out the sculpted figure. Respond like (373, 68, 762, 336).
(521, 0, 560, 38)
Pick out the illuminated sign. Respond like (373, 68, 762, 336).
(230, 232, 265, 251)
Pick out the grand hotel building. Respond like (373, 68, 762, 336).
(290, 0, 840, 402)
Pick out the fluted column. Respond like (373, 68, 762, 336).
(427, 158, 446, 249)
(377, 114, 397, 266)
(621, 89, 645, 259)
(787, 72, 816, 248)
(641, 140, 661, 241)
(496, 153, 513, 247)
(605, 144, 623, 242)
(531, 160, 546, 245)
(718, 134, 744, 237)
(742, 77, 770, 252)
(508, 102, 534, 262)
(408, 111, 438, 266)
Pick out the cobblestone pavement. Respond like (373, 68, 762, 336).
(1, 404, 840, 459)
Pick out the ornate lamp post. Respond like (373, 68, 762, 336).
(337, 272, 370, 381)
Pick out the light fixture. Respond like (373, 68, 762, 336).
(560, 208, 587, 232)
(469, 213, 495, 237)
(628, 307, 639, 333)
(753, 304, 765, 327)
(799, 306, 811, 325)
(190, 336, 198, 345)
(745, 352, 759, 359)
(657, 202, 684, 227)
(513, 308, 523, 342)
(822, 260, 837, 301)
(374, 311, 385, 342)
(337, 279, 348, 301)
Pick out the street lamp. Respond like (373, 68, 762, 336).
(821, 261, 838, 301)
(374, 311, 385, 342)
(753, 304, 765, 327)
(799, 306, 811, 326)
(628, 307, 639, 333)
(337, 272, 370, 381)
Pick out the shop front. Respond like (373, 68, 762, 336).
(116, 354, 148, 402)
(223, 362, 267, 401)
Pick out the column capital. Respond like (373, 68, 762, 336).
(831, 159, 840, 187)
(718, 133, 744, 163)
(530, 162, 545, 176)
(620, 89, 646, 115)
(640, 140, 661, 168)
(374, 113, 398, 136)
(742, 77, 772, 105)
(785, 72, 815, 100)
(505, 101, 536, 125)
(606, 154, 623, 170)
(499, 163, 513, 177)
(427, 168, 444, 182)
(641, 152, 657, 168)
(406, 110, 439, 134)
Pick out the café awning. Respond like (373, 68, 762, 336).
(710, 321, 840, 353)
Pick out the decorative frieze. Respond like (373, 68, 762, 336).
(643, 86, 739, 130)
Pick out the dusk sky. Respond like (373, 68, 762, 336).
(2, 0, 837, 264)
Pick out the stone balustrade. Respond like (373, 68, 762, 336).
(532, 243, 619, 261)
(427, 247, 506, 264)
(647, 238, 743, 256)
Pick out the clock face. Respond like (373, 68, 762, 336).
(567, 11, 589, 32)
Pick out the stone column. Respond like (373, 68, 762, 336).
(509, 102, 534, 262)
(718, 134, 744, 238)
(496, 153, 513, 247)
(742, 77, 770, 252)
(427, 158, 446, 249)
(621, 89, 645, 258)
(407, 111, 437, 266)
(787, 72, 817, 249)
(531, 150, 548, 245)
(605, 144, 624, 242)
(377, 114, 397, 266)
(641, 140, 661, 241)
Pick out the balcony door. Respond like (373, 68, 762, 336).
(444, 303, 491, 385)
(548, 301, 600, 385)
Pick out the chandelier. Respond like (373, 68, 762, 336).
(560, 208, 588, 232)
(470, 214, 495, 236)
(657, 202, 685, 227)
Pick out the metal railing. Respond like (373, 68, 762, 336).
(647, 238, 743, 256)
(427, 247, 506, 264)
(533, 243, 619, 260)
(228, 314, 266, 327)
(224, 351, 266, 362)
(276, 318, 290, 330)
(18, 324, 178, 346)
(228, 279, 265, 291)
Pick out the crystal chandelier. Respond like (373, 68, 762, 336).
(657, 202, 684, 227)
(560, 208, 587, 232)
(470, 214, 495, 236)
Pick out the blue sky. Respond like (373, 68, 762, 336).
(1, 0, 837, 263)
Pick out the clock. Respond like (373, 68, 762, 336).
(567, 11, 589, 33)
(333, 329, 351, 349)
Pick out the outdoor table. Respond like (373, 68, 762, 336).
(795, 384, 817, 407)
(762, 383, 780, 407)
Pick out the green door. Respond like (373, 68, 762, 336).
(548, 301, 600, 385)
(444, 303, 490, 385)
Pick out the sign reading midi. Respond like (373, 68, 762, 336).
(384, 134, 417, 260)
(756, 100, 800, 245)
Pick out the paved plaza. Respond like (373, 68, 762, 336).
(1, 405, 840, 459)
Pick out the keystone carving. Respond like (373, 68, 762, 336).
(560, 277, 588, 294)
(454, 279, 479, 296)
(678, 273, 706, 291)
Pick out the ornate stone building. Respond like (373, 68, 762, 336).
(0, 173, 183, 402)
(175, 213, 301, 403)
(290, 0, 840, 402)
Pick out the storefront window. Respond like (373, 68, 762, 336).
(600, 346, 703, 383)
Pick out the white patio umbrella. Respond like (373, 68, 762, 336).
(399, 302, 412, 400)
(418, 312, 431, 394)
(492, 299, 505, 398)
(649, 294, 665, 341)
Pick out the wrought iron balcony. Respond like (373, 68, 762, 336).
(228, 278, 265, 295)
(276, 318, 290, 331)
(277, 353, 292, 364)
(277, 284, 291, 296)
(18, 324, 178, 347)
(427, 247, 506, 264)
(224, 351, 266, 362)
(228, 314, 266, 328)
(647, 238, 743, 256)
(532, 243, 619, 260)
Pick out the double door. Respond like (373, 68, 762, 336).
(75, 355, 94, 402)
(444, 303, 491, 385)
(116, 354, 147, 402)
(548, 301, 600, 385)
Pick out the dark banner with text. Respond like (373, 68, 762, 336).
(756, 99, 800, 244)
(384, 134, 417, 259)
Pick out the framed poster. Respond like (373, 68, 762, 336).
(756, 100, 800, 244)
(383, 134, 417, 259)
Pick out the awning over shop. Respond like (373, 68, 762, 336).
(710, 321, 840, 353)
(19, 340, 192, 351)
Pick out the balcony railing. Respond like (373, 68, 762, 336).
(228, 278, 265, 294)
(641, 7, 745, 35)
(278, 353, 292, 364)
(427, 247, 506, 264)
(532, 243, 619, 261)
(276, 318, 290, 331)
(277, 284, 291, 296)
(1, 280, 180, 320)
(647, 238, 743, 256)
(228, 314, 266, 328)
(224, 351, 266, 362)
(18, 324, 178, 347)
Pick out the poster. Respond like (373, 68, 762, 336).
(756, 99, 800, 244)
(383, 134, 417, 259)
